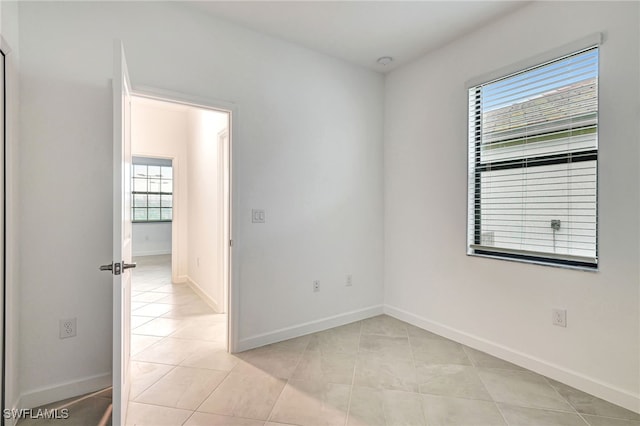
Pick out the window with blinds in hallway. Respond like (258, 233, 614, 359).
(467, 46, 598, 269)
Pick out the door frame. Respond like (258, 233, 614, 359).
(132, 86, 239, 353)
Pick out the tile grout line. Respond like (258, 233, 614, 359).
(542, 376, 592, 425)
(343, 320, 363, 426)
(468, 352, 511, 426)
(263, 335, 310, 424)
(406, 322, 429, 426)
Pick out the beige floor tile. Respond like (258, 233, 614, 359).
(359, 334, 413, 360)
(261, 334, 311, 354)
(184, 412, 264, 426)
(152, 284, 193, 294)
(131, 282, 167, 292)
(478, 369, 574, 411)
(129, 361, 174, 399)
(269, 379, 351, 426)
(132, 292, 168, 303)
(361, 315, 408, 337)
(181, 342, 239, 371)
(170, 320, 227, 341)
(497, 403, 588, 426)
(463, 347, 524, 371)
(416, 364, 492, 401)
(347, 386, 425, 426)
(307, 327, 361, 354)
(233, 347, 302, 379)
(347, 386, 386, 426)
(132, 303, 174, 318)
(132, 337, 205, 365)
(198, 371, 286, 420)
(130, 335, 163, 356)
(582, 414, 640, 426)
(411, 338, 472, 366)
(133, 317, 185, 337)
(422, 394, 506, 426)
(157, 292, 204, 305)
(353, 352, 418, 392)
(135, 366, 227, 410)
(162, 302, 216, 319)
(547, 380, 640, 421)
(125, 401, 192, 426)
(406, 324, 448, 340)
(131, 315, 154, 330)
(292, 350, 356, 385)
(131, 301, 148, 311)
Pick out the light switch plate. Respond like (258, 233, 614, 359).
(252, 209, 265, 223)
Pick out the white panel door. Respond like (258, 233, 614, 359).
(112, 39, 133, 425)
(0, 48, 5, 418)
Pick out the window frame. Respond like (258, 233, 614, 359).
(132, 159, 173, 223)
(466, 36, 601, 271)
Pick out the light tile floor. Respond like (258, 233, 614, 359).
(126, 255, 640, 426)
(19, 254, 640, 426)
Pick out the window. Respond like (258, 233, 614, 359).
(467, 46, 598, 269)
(132, 158, 173, 222)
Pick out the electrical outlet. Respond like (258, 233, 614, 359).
(346, 274, 353, 286)
(252, 209, 265, 223)
(552, 309, 567, 327)
(59, 318, 77, 339)
(313, 280, 320, 292)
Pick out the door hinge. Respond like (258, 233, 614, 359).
(229, 239, 233, 247)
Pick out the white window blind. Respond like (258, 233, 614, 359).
(467, 47, 598, 269)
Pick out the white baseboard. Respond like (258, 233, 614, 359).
(19, 372, 111, 410)
(384, 304, 640, 414)
(237, 305, 384, 353)
(132, 249, 171, 257)
(173, 275, 188, 284)
(186, 276, 221, 313)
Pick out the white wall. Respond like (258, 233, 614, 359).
(131, 98, 188, 279)
(17, 1, 384, 405)
(1, 0, 21, 417)
(132, 222, 171, 257)
(186, 109, 228, 312)
(384, 1, 639, 412)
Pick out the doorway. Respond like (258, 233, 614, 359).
(126, 94, 233, 392)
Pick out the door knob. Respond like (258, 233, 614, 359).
(99, 261, 136, 275)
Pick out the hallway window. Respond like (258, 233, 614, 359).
(132, 158, 173, 222)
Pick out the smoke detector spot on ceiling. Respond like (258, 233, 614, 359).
(376, 56, 393, 66)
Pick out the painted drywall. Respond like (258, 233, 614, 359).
(17, 1, 384, 404)
(186, 108, 228, 311)
(131, 98, 188, 281)
(1, 0, 21, 417)
(132, 222, 171, 256)
(384, 1, 639, 411)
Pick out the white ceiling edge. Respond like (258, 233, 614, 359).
(185, 1, 532, 73)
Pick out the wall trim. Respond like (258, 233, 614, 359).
(173, 275, 188, 284)
(186, 276, 221, 313)
(19, 372, 111, 410)
(384, 304, 640, 414)
(236, 305, 384, 353)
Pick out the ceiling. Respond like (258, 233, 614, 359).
(187, 1, 529, 73)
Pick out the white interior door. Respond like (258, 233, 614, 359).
(0, 49, 5, 417)
(112, 39, 133, 425)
